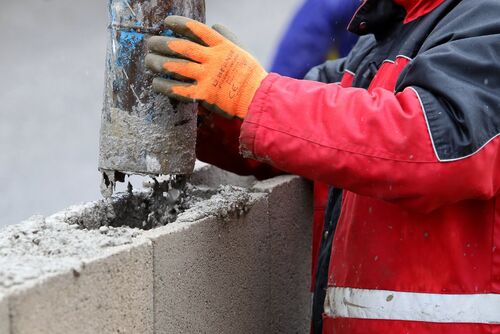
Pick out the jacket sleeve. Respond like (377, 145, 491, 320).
(240, 20, 500, 212)
(196, 59, 349, 179)
(269, 0, 358, 79)
(196, 108, 283, 180)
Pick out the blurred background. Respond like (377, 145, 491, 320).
(0, 0, 304, 227)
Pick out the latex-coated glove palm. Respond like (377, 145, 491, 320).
(145, 16, 267, 119)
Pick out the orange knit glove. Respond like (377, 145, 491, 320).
(145, 16, 268, 119)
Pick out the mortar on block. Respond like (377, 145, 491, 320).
(0, 166, 313, 334)
(99, 0, 205, 197)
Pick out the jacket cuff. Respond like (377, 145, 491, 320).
(239, 73, 281, 160)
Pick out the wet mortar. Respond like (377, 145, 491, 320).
(0, 215, 141, 289)
(0, 181, 254, 290)
(65, 181, 252, 230)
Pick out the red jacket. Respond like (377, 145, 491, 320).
(197, 0, 500, 333)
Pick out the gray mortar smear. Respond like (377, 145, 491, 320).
(58, 182, 252, 230)
(0, 184, 253, 290)
(0, 216, 140, 289)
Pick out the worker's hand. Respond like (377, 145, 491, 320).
(145, 16, 267, 119)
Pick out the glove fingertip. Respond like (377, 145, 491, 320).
(147, 36, 167, 52)
(164, 15, 191, 30)
(152, 78, 169, 95)
(145, 54, 161, 73)
(152, 78, 197, 103)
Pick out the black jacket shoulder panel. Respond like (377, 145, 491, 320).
(304, 58, 347, 84)
(344, 35, 377, 72)
(396, 0, 500, 160)
(304, 35, 376, 83)
(304, 36, 376, 84)
(419, 0, 500, 52)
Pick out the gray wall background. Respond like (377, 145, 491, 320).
(0, 0, 302, 227)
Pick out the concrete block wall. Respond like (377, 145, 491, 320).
(256, 177, 313, 333)
(0, 293, 9, 334)
(0, 166, 313, 333)
(8, 240, 154, 334)
(148, 196, 272, 333)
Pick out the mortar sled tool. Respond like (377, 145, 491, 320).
(98, 0, 206, 197)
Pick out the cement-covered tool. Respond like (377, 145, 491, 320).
(99, 0, 205, 197)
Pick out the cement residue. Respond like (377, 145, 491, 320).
(0, 215, 141, 289)
(98, 0, 205, 183)
(56, 183, 253, 231)
(57, 188, 184, 230)
(0, 183, 255, 289)
(179, 185, 253, 222)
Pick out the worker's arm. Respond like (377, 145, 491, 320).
(194, 59, 350, 179)
(196, 59, 345, 179)
(270, 0, 358, 78)
(241, 33, 500, 212)
(145, 15, 499, 213)
(145, 16, 347, 180)
(195, 57, 349, 179)
(196, 108, 283, 180)
(240, 76, 498, 212)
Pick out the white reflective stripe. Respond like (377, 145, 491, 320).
(325, 287, 500, 324)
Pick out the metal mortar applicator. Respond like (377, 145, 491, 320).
(98, 0, 205, 198)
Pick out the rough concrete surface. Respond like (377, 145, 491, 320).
(146, 195, 271, 334)
(8, 240, 154, 334)
(146, 174, 313, 333)
(179, 185, 253, 223)
(0, 167, 313, 333)
(255, 176, 314, 333)
(188, 163, 256, 189)
(0, 293, 9, 334)
(0, 183, 252, 292)
(0, 215, 142, 289)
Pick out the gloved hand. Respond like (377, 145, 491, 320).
(145, 16, 267, 119)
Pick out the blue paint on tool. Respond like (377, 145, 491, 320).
(115, 31, 144, 67)
(119, 30, 144, 46)
(161, 29, 174, 37)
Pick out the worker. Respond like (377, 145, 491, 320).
(270, 0, 359, 79)
(145, 0, 500, 333)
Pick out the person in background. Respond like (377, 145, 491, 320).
(270, 0, 359, 79)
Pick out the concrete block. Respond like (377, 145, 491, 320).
(0, 293, 9, 334)
(146, 195, 271, 334)
(255, 176, 314, 333)
(8, 240, 154, 334)
(1, 166, 313, 333)
(190, 164, 256, 188)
